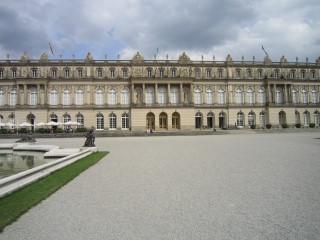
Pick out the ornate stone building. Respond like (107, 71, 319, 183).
(0, 51, 320, 131)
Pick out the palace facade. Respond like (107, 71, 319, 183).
(0, 51, 320, 131)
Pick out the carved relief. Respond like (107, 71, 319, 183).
(132, 67, 143, 77)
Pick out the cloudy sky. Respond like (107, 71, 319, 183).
(0, 0, 319, 62)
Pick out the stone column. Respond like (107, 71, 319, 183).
(284, 84, 288, 104)
(44, 84, 47, 105)
(190, 84, 193, 104)
(142, 84, 145, 104)
(202, 85, 205, 104)
(267, 84, 271, 103)
(167, 84, 171, 104)
(131, 84, 135, 104)
(24, 85, 27, 105)
(37, 84, 40, 105)
(180, 83, 183, 103)
(155, 83, 158, 104)
(16, 85, 20, 105)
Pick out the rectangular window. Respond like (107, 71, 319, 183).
(301, 71, 306, 79)
(97, 69, 103, 78)
(147, 69, 152, 77)
(290, 71, 295, 79)
(274, 70, 279, 78)
(65, 69, 70, 78)
(10, 91, 17, 106)
(311, 71, 316, 79)
(77, 69, 83, 78)
(110, 69, 115, 78)
(32, 69, 37, 78)
(30, 92, 37, 106)
(247, 70, 252, 78)
(258, 70, 262, 78)
(159, 69, 164, 77)
(236, 70, 241, 78)
(171, 69, 176, 77)
(52, 69, 57, 78)
(12, 70, 16, 78)
(123, 69, 128, 78)
(206, 70, 211, 78)
(195, 69, 200, 78)
(218, 70, 223, 78)
(0, 69, 3, 78)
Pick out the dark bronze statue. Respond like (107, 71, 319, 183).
(83, 128, 95, 147)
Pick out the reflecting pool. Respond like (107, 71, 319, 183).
(0, 150, 58, 179)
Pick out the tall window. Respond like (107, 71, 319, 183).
(158, 87, 167, 105)
(159, 69, 164, 77)
(235, 69, 241, 78)
(237, 112, 244, 127)
(303, 111, 310, 126)
(194, 88, 201, 105)
(246, 69, 252, 78)
(248, 111, 255, 126)
(218, 88, 225, 105)
(63, 114, 71, 124)
(50, 89, 58, 106)
(301, 88, 308, 104)
(300, 70, 306, 79)
(171, 87, 179, 105)
(246, 88, 254, 105)
(122, 113, 130, 129)
(292, 88, 298, 104)
(12, 69, 16, 78)
(96, 88, 104, 106)
(235, 88, 244, 104)
(147, 69, 152, 77)
(0, 89, 4, 106)
(171, 69, 176, 77)
(0, 69, 3, 78)
(52, 69, 57, 78)
(109, 113, 117, 129)
(311, 71, 316, 79)
(258, 87, 265, 105)
(314, 111, 320, 126)
(206, 69, 212, 78)
(108, 88, 116, 105)
(311, 89, 319, 104)
(295, 111, 300, 124)
(63, 89, 71, 106)
(279, 111, 286, 125)
(123, 69, 128, 78)
(9, 89, 17, 106)
(218, 69, 223, 78)
(97, 69, 103, 78)
(121, 88, 130, 105)
(32, 69, 37, 78)
(77, 69, 83, 78)
(259, 112, 266, 127)
(65, 69, 70, 78)
(110, 69, 115, 78)
(96, 113, 104, 130)
(195, 68, 200, 78)
(275, 87, 283, 104)
(146, 87, 154, 106)
(274, 70, 279, 78)
(29, 88, 37, 106)
(290, 70, 296, 79)
(76, 114, 84, 127)
(195, 112, 202, 128)
(76, 89, 84, 106)
(257, 70, 263, 78)
(206, 88, 213, 105)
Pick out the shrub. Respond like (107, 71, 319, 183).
(18, 128, 28, 134)
(266, 124, 272, 129)
(250, 125, 256, 129)
(295, 123, 301, 128)
(281, 123, 289, 128)
(54, 128, 64, 133)
(309, 123, 315, 128)
(75, 127, 87, 133)
(35, 128, 46, 133)
(0, 128, 8, 134)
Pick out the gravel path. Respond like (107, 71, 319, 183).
(1, 133, 320, 240)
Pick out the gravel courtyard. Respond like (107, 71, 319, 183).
(0, 132, 320, 240)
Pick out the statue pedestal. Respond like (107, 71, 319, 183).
(81, 147, 98, 153)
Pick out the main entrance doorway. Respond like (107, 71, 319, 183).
(159, 112, 167, 129)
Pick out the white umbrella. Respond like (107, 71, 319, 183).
(19, 122, 32, 127)
(64, 121, 80, 126)
(36, 122, 46, 127)
(0, 122, 5, 127)
(46, 121, 61, 126)
(5, 122, 15, 127)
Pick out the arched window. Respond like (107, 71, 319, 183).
(96, 113, 104, 130)
(303, 111, 310, 126)
(96, 88, 104, 106)
(314, 111, 320, 126)
(63, 114, 71, 130)
(9, 89, 17, 106)
(109, 113, 117, 129)
(194, 88, 201, 105)
(158, 87, 167, 105)
(248, 111, 255, 126)
(295, 111, 300, 124)
(279, 111, 286, 125)
(76, 89, 84, 106)
(108, 88, 116, 105)
(259, 111, 266, 128)
(121, 88, 130, 105)
(76, 114, 84, 127)
(159, 112, 168, 129)
(146, 112, 155, 130)
(0, 89, 5, 106)
(206, 88, 214, 105)
(246, 88, 254, 105)
(171, 87, 179, 105)
(218, 88, 225, 105)
(258, 87, 265, 105)
(292, 88, 298, 104)
(235, 87, 244, 104)
(195, 112, 203, 128)
(122, 113, 130, 129)
(29, 88, 37, 106)
(146, 87, 154, 106)
(50, 89, 58, 106)
(50, 114, 58, 122)
(172, 112, 180, 129)
(219, 112, 226, 129)
(207, 112, 214, 128)
(237, 111, 244, 127)
(301, 88, 308, 104)
(275, 87, 283, 104)
(63, 89, 71, 106)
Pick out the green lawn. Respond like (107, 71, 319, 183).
(0, 151, 108, 232)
